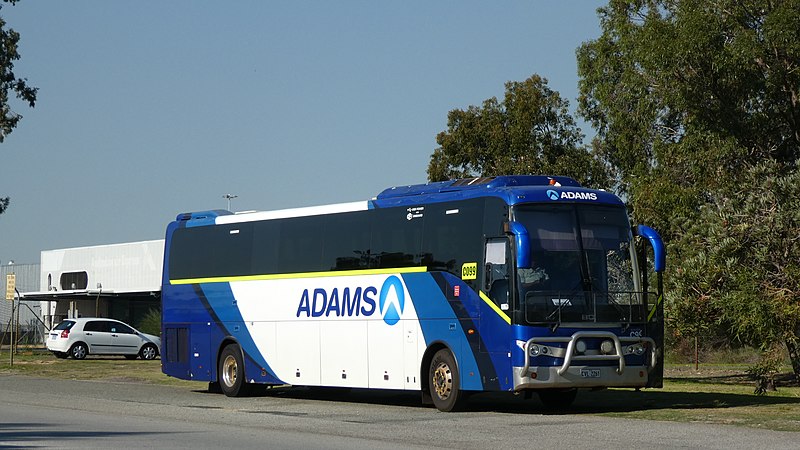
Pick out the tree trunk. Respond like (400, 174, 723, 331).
(786, 331, 800, 382)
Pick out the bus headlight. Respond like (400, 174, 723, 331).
(529, 345, 540, 357)
(625, 344, 645, 355)
(575, 340, 587, 354)
(600, 339, 615, 355)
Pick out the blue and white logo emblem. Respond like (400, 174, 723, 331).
(546, 189, 560, 200)
(379, 276, 405, 326)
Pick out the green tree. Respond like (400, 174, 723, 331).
(428, 74, 609, 187)
(1, 0, 37, 217)
(672, 161, 800, 378)
(578, 0, 800, 378)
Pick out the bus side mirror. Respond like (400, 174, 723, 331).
(507, 221, 531, 269)
(635, 225, 665, 272)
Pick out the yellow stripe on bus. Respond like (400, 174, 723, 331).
(479, 291, 511, 325)
(170, 266, 429, 285)
(647, 293, 663, 322)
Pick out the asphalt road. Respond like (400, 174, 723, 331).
(0, 375, 797, 449)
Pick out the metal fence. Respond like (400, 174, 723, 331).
(1, 263, 44, 346)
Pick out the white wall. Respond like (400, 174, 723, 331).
(40, 240, 164, 294)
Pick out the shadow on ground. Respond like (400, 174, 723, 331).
(193, 381, 800, 415)
(666, 372, 799, 388)
(0, 422, 174, 449)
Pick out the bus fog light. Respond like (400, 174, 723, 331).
(529, 345, 540, 357)
(575, 340, 587, 354)
(634, 345, 645, 356)
(600, 339, 615, 355)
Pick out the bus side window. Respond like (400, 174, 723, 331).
(484, 239, 509, 308)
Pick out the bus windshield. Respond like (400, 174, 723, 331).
(513, 204, 643, 326)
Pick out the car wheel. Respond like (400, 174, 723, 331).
(428, 348, 466, 412)
(139, 343, 158, 360)
(218, 343, 251, 397)
(70, 342, 88, 360)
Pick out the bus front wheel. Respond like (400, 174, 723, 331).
(428, 349, 465, 412)
(218, 344, 250, 397)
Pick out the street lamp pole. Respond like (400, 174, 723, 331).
(223, 194, 238, 211)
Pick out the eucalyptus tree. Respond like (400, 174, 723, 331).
(428, 74, 608, 188)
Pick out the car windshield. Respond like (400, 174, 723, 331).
(54, 320, 75, 331)
(513, 203, 643, 325)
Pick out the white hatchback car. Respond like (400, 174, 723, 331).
(47, 318, 161, 360)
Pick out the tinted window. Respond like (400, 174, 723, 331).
(483, 197, 509, 236)
(83, 321, 107, 332)
(169, 226, 208, 279)
(421, 199, 484, 275)
(322, 211, 371, 271)
(278, 215, 325, 273)
(60, 271, 88, 290)
(109, 321, 135, 334)
(251, 220, 280, 275)
(370, 207, 424, 269)
(169, 223, 254, 279)
(211, 224, 254, 277)
(54, 320, 75, 331)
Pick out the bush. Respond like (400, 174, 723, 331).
(136, 309, 161, 336)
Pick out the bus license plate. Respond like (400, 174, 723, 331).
(580, 369, 601, 378)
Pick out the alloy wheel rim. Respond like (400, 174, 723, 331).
(433, 362, 452, 400)
(142, 346, 156, 360)
(222, 355, 238, 387)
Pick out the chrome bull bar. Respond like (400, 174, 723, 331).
(521, 331, 657, 377)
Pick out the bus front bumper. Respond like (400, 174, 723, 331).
(513, 365, 650, 390)
(513, 331, 657, 390)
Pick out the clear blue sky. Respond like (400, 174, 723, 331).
(1, 1, 606, 264)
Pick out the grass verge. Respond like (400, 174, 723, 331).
(0, 350, 206, 389)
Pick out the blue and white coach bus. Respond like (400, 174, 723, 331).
(161, 175, 665, 411)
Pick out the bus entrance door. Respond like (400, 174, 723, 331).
(479, 238, 512, 359)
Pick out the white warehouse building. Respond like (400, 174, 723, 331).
(23, 240, 164, 329)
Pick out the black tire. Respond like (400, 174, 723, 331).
(69, 342, 88, 360)
(218, 343, 250, 397)
(139, 343, 159, 360)
(537, 389, 578, 411)
(53, 351, 68, 359)
(428, 348, 465, 412)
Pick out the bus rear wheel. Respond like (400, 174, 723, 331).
(218, 343, 250, 397)
(428, 348, 465, 412)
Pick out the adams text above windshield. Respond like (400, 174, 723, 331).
(513, 204, 643, 326)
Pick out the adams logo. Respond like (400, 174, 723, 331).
(295, 275, 407, 326)
(546, 190, 598, 201)
(378, 276, 405, 325)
